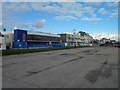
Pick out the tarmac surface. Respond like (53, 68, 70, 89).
(2, 46, 119, 88)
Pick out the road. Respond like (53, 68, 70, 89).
(2, 46, 118, 88)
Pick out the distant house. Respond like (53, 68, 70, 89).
(0, 32, 6, 50)
(100, 38, 111, 44)
(59, 31, 93, 47)
(59, 33, 80, 46)
(93, 39, 100, 44)
(110, 40, 116, 43)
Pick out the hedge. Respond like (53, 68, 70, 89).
(2, 46, 84, 56)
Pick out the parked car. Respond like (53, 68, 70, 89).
(118, 42, 120, 48)
(112, 42, 119, 47)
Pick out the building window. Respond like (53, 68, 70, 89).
(23, 34, 26, 41)
(0, 43, 2, 48)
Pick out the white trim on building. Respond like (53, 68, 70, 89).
(0, 33, 6, 50)
(61, 31, 93, 46)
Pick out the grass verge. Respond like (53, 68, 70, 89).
(2, 46, 85, 56)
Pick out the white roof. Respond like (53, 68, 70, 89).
(28, 31, 60, 37)
(14, 26, 18, 30)
(1, 30, 60, 37)
(0, 32, 4, 37)
(1, 30, 14, 35)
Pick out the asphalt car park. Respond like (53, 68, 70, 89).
(2, 46, 118, 88)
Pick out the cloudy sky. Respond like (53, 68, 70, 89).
(1, 0, 119, 40)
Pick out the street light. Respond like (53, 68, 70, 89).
(72, 29, 77, 47)
(48, 28, 52, 46)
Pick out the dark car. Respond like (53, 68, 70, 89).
(112, 42, 119, 47)
(118, 42, 120, 48)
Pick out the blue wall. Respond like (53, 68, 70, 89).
(12, 29, 65, 48)
(27, 42, 65, 48)
(13, 29, 27, 48)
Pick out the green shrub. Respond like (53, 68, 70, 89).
(2, 46, 84, 56)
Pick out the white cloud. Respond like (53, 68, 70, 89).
(2, 0, 120, 2)
(110, 9, 118, 17)
(3, 2, 85, 22)
(30, 2, 95, 17)
(83, 6, 94, 13)
(55, 15, 77, 20)
(81, 14, 101, 21)
(2, 2, 90, 16)
(0, 2, 2, 23)
(106, 2, 118, 7)
(85, 2, 102, 6)
(2, 0, 76, 2)
(2, 2, 118, 25)
(2, 2, 31, 25)
(81, 0, 119, 2)
(81, 17, 101, 21)
(90, 32, 118, 41)
(54, 2, 84, 16)
(0, 23, 2, 30)
(81, 0, 102, 2)
(3, 2, 31, 13)
(98, 8, 108, 15)
(32, 19, 47, 28)
(50, 0, 76, 2)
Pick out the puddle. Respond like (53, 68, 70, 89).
(83, 50, 90, 53)
(109, 64, 118, 70)
(60, 53, 75, 56)
(2, 63, 16, 67)
(94, 51, 98, 52)
(85, 68, 102, 83)
(85, 63, 114, 83)
(96, 54, 101, 55)
(79, 56, 84, 58)
(40, 53, 51, 55)
(87, 53, 94, 55)
(101, 67, 112, 78)
(26, 66, 56, 76)
(60, 53, 70, 56)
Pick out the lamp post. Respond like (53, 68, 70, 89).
(72, 29, 76, 47)
(49, 29, 51, 46)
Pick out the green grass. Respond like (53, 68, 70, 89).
(2, 46, 84, 56)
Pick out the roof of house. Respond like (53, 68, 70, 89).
(0, 32, 4, 37)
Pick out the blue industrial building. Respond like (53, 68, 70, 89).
(2, 29, 65, 49)
(13, 29, 28, 48)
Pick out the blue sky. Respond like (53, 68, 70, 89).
(2, 2, 118, 40)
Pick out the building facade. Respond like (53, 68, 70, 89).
(0, 32, 6, 50)
(1, 29, 64, 49)
(1, 28, 93, 49)
(60, 31, 93, 47)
